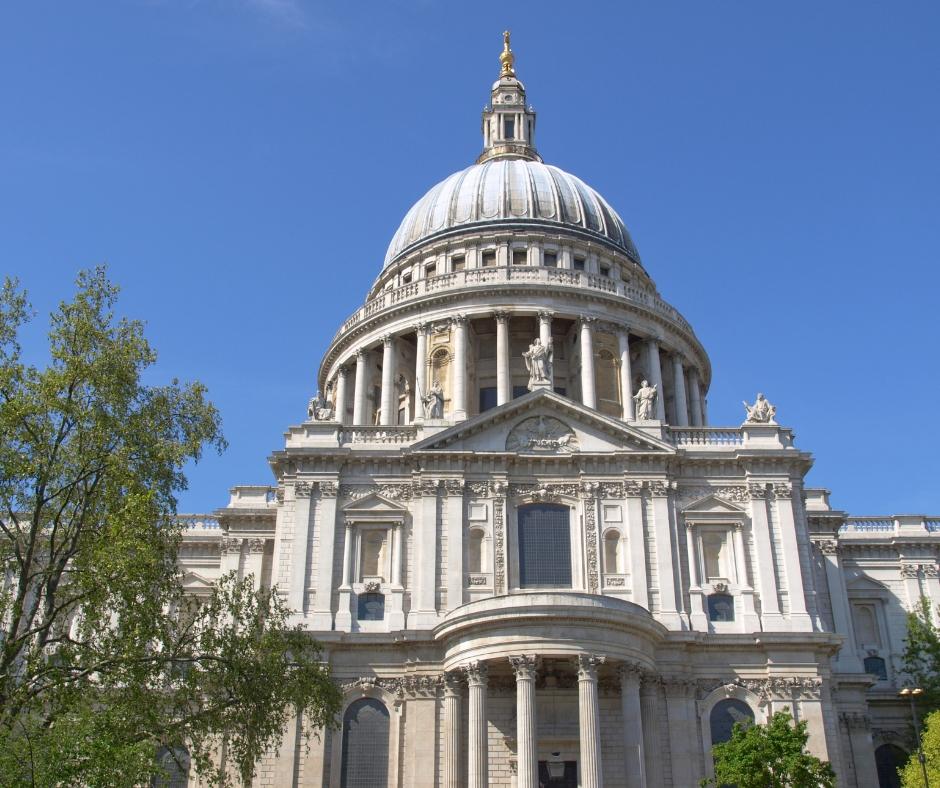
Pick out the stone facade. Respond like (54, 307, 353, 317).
(177, 35, 936, 788)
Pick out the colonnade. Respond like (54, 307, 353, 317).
(442, 655, 646, 788)
(330, 311, 706, 427)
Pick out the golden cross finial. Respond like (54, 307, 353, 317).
(499, 30, 515, 77)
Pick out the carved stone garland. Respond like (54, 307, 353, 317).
(582, 482, 600, 593)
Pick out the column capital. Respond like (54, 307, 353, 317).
(413, 321, 429, 335)
(382, 333, 394, 347)
(577, 653, 606, 681)
(463, 660, 489, 686)
(355, 347, 368, 360)
(579, 315, 598, 326)
(336, 364, 349, 378)
(443, 671, 464, 696)
(618, 662, 643, 686)
(537, 310, 554, 322)
(509, 654, 538, 680)
(493, 310, 510, 323)
(451, 313, 468, 326)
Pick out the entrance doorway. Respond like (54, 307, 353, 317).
(538, 760, 577, 788)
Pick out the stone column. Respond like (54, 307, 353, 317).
(289, 484, 313, 613)
(243, 538, 266, 591)
(538, 310, 553, 349)
(618, 327, 634, 420)
(340, 522, 354, 587)
(664, 679, 698, 787)
(334, 365, 349, 425)
(577, 654, 605, 788)
(579, 317, 597, 409)
(495, 311, 511, 406)
(748, 485, 783, 629)
(510, 654, 538, 788)
(671, 354, 689, 426)
(452, 315, 468, 420)
(640, 676, 664, 787)
(687, 524, 707, 630)
(465, 661, 489, 788)
(773, 483, 812, 631)
(443, 672, 463, 788)
(310, 482, 339, 631)
(625, 485, 648, 610)
(352, 349, 368, 425)
(414, 322, 428, 412)
(380, 334, 396, 426)
(818, 540, 864, 672)
(645, 339, 666, 421)
(620, 664, 646, 788)
(732, 524, 760, 629)
(688, 367, 704, 426)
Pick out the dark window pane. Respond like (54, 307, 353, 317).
(341, 699, 390, 787)
(480, 387, 498, 412)
(512, 249, 527, 265)
(151, 747, 190, 788)
(709, 699, 754, 746)
(864, 656, 887, 681)
(707, 593, 735, 622)
(518, 504, 571, 588)
(513, 385, 529, 399)
(357, 592, 385, 621)
(482, 251, 497, 267)
(504, 118, 515, 139)
(553, 387, 567, 396)
(573, 258, 586, 271)
(543, 252, 557, 267)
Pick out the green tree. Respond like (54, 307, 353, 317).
(0, 269, 342, 786)
(903, 597, 940, 713)
(900, 709, 940, 787)
(702, 708, 836, 788)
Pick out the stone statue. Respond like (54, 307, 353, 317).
(307, 390, 334, 422)
(523, 337, 553, 390)
(633, 380, 658, 420)
(422, 379, 444, 419)
(743, 393, 777, 424)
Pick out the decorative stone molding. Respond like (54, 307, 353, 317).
(624, 480, 644, 497)
(748, 483, 769, 500)
(695, 676, 822, 701)
(443, 479, 465, 497)
(468, 575, 488, 586)
(662, 677, 696, 697)
(619, 662, 644, 684)
(814, 539, 840, 555)
(319, 481, 338, 498)
(510, 482, 579, 500)
(466, 481, 490, 497)
(246, 538, 266, 554)
(364, 580, 381, 592)
(443, 671, 463, 695)
(598, 482, 624, 498)
(840, 711, 871, 731)
(221, 537, 243, 555)
(275, 487, 285, 504)
(341, 483, 415, 501)
(773, 482, 793, 499)
(492, 480, 508, 497)
(463, 661, 489, 686)
(676, 485, 749, 506)
(901, 563, 921, 579)
(494, 497, 506, 593)
(646, 480, 671, 498)
(341, 675, 444, 699)
(584, 495, 600, 593)
(925, 564, 939, 578)
(606, 577, 626, 587)
(294, 481, 312, 498)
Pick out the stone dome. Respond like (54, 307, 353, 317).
(383, 159, 642, 269)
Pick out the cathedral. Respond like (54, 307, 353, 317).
(175, 34, 939, 788)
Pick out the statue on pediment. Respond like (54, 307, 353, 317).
(307, 390, 334, 422)
(633, 380, 658, 420)
(422, 379, 445, 419)
(743, 393, 776, 424)
(523, 337, 553, 390)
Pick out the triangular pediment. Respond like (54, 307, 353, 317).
(412, 389, 675, 455)
(341, 492, 408, 513)
(682, 494, 748, 516)
(846, 572, 890, 593)
(181, 570, 214, 589)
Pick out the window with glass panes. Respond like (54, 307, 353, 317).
(518, 504, 572, 588)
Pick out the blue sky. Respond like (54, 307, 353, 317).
(1, 1, 938, 515)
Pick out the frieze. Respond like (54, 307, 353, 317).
(319, 481, 338, 498)
(814, 539, 840, 556)
(341, 483, 415, 501)
(599, 482, 624, 498)
(606, 577, 626, 587)
(901, 563, 939, 579)
(676, 485, 750, 506)
(580, 481, 600, 499)
(443, 479, 465, 497)
(695, 676, 822, 701)
(467, 575, 488, 586)
(341, 674, 444, 699)
(466, 481, 490, 497)
(773, 482, 793, 499)
(748, 483, 769, 500)
(246, 538, 266, 554)
(221, 537, 243, 555)
(509, 482, 580, 501)
(901, 563, 921, 579)
(294, 481, 312, 499)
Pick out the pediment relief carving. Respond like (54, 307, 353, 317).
(340, 491, 409, 512)
(506, 416, 578, 454)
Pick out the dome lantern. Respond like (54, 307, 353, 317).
(478, 31, 540, 164)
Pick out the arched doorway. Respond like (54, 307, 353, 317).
(340, 698, 390, 787)
(875, 743, 907, 788)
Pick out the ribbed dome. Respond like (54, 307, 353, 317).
(383, 159, 641, 268)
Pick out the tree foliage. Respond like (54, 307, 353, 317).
(900, 709, 940, 787)
(703, 708, 835, 788)
(0, 269, 342, 785)
(903, 597, 940, 714)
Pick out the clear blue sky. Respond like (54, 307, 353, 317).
(2, 2, 938, 515)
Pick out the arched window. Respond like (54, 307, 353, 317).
(518, 504, 571, 588)
(875, 743, 907, 788)
(341, 698, 390, 788)
(151, 746, 190, 788)
(604, 530, 622, 574)
(864, 655, 887, 681)
(709, 699, 754, 746)
(468, 528, 485, 573)
(707, 593, 735, 622)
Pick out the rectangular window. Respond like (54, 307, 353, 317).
(425, 263, 436, 278)
(518, 504, 572, 588)
(543, 252, 557, 268)
(401, 271, 412, 284)
(503, 118, 515, 139)
(451, 255, 465, 272)
(479, 386, 497, 413)
(512, 249, 527, 266)
(573, 257, 586, 271)
(481, 250, 497, 267)
(600, 264, 611, 278)
(357, 592, 385, 621)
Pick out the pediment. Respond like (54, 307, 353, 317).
(412, 389, 675, 455)
(682, 494, 748, 516)
(341, 492, 409, 514)
(181, 570, 214, 589)
(846, 572, 890, 593)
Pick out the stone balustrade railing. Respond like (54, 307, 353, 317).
(176, 514, 220, 530)
(669, 428, 744, 447)
(338, 425, 419, 445)
(333, 266, 694, 345)
(841, 516, 940, 534)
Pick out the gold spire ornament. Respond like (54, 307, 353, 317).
(499, 30, 516, 77)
